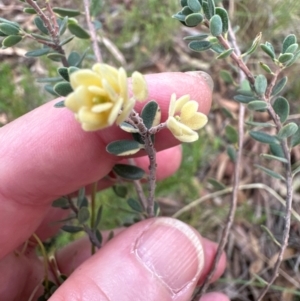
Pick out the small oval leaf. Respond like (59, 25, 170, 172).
(113, 164, 145, 180)
(254, 164, 285, 181)
(112, 185, 128, 198)
(271, 76, 287, 96)
(278, 53, 293, 64)
(61, 225, 83, 233)
(106, 140, 142, 156)
(68, 23, 90, 39)
(53, 7, 81, 17)
(47, 52, 66, 62)
(0, 23, 20, 35)
(127, 198, 144, 213)
(188, 40, 211, 52)
(53, 81, 73, 96)
(260, 154, 288, 163)
(202, 0, 215, 20)
(254, 74, 267, 96)
(260, 43, 275, 60)
(141, 101, 161, 129)
(277, 122, 298, 139)
(54, 100, 65, 108)
(183, 34, 209, 41)
(57, 67, 70, 81)
(185, 13, 203, 27)
(233, 94, 257, 104)
(52, 197, 69, 208)
(225, 125, 238, 144)
(291, 126, 300, 147)
(187, 0, 201, 12)
(272, 96, 289, 123)
(78, 207, 90, 224)
(215, 7, 229, 33)
(210, 14, 223, 37)
(25, 47, 50, 57)
(2, 35, 22, 47)
(216, 48, 234, 59)
(247, 100, 268, 111)
(34, 16, 49, 35)
(282, 34, 297, 53)
(249, 131, 279, 144)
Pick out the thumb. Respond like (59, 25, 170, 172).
(51, 217, 205, 301)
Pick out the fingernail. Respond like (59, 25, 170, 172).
(185, 71, 214, 91)
(134, 218, 204, 293)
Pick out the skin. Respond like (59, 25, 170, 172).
(0, 72, 229, 301)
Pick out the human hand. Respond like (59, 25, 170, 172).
(0, 71, 229, 301)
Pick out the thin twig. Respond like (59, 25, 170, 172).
(130, 110, 157, 217)
(193, 24, 246, 299)
(25, 0, 69, 67)
(83, 0, 102, 63)
(172, 183, 300, 222)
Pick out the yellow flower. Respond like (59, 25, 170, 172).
(166, 93, 208, 142)
(65, 64, 147, 131)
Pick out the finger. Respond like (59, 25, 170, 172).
(199, 292, 230, 301)
(0, 71, 212, 258)
(52, 218, 225, 301)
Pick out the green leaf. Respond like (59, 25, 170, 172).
(187, 0, 201, 12)
(95, 229, 103, 245)
(202, 0, 215, 20)
(0, 18, 20, 28)
(0, 23, 20, 35)
(282, 34, 297, 53)
(141, 101, 161, 129)
(106, 140, 142, 156)
(285, 50, 300, 67)
(249, 131, 279, 144)
(172, 13, 186, 22)
(271, 76, 287, 96)
(53, 82, 73, 96)
(132, 133, 145, 144)
(181, 0, 188, 7)
(292, 165, 300, 177)
(90, 0, 103, 17)
(47, 52, 66, 62)
(58, 16, 68, 35)
(30, 33, 52, 41)
(291, 126, 300, 147)
(61, 225, 83, 233)
(220, 70, 234, 84)
(254, 164, 285, 181)
(278, 53, 293, 64)
(259, 62, 273, 74)
(112, 185, 128, 198)
(37, 76, 62, 83)
(52, 197, 69, 209)
(185, 13, 203, 27)
(272, 96, 289, 123)
(77, 187, 86, 208)
(270, 143, 285, 158)
(53, 7, 81, 17)
(260, 43, 275, 60)
(2, 35, 22, 48)
(54, 100, 65, 108)
(260, 154, 288, 163)
(247, 100, 268, 111)
(242, 32, 262, 57)
(227, 145, 236, 162)
(225, 125, 238, 144)
(254, 74, 267, 96)
(57, 67, 70, 81)
(154, 201, 160, 216)
(207, 178, 226, 190)
(183, 34, 209, 41)
(127, 198, 143, 213)
(216, 48, 234, 59)
(188, 40, 211, 52)
(25, 47, 50, 57)
(94, 205, 103, 229)
(34, 16, 49, 35)
(210, 14, 223, 37)
(215, 7, 229, 33)
(44, 84, 59, 96)
(68, 23, 90, 39)
(181, 6, 194, 16)
(119, 122, 139, 133)
(284, 43, 298, 54)
(68, 66, 80, 75)
(245, 121, 275, 128)
(210, 43, 225, 53)
(23, 7, 37, 14)
(277, 122, 298, 139)
(59, 35, 75, 46)
(113, 164, 145, 180)
(0, 30, 7, 37)
(78, 207, 90, 224)
(233, 94, 256, 104)
(67, 49, 89, 67)
(221, 107, 234, 118)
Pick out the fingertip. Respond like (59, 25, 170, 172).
(199, 292, 230, 301)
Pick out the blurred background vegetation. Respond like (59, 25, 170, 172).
(1, 0, 300, 300)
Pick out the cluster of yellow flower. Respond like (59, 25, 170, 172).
(65, 63, 207, 142)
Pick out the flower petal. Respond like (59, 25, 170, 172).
(132, 71, 148, 101)
(88, 85, 108, 96)
(91, 103, 113, 113)
(174, 94, 190, 113)
(78, 107, 106, 127)
(108, 97, 123, 125)
(70, 70, 102, 89)
(116, 98, 136, 124)
(183, 112, 208, 130)
(166, 116, 199, 142)
(168, 93, 177, 117)
(180, 100, 198, 121)
(65, 92, 80, 112)
(118, 67, 128, 102)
